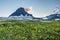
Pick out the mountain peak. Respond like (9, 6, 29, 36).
(9, 7, 32, 17)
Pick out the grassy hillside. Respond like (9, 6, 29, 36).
(0, 20, 60, 40)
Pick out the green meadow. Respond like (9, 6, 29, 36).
(0, 20, 60, 40)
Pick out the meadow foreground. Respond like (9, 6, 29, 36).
(0, 20, 60, 40)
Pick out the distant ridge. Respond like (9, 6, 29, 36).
(42, 7, 60, 20)
(42, 14, 60, 21)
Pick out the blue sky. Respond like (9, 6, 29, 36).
(0, 0, 60, 17)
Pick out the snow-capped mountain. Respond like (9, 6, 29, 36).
(42, 7, 60, 20)
(8, 7, 34, 20)
(42, 14, 60, 21)
(0, 7, 40, 21)
(47, 14, 60, 20)
(42, 14, 60, 20)
(9, 7, 32, 17)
